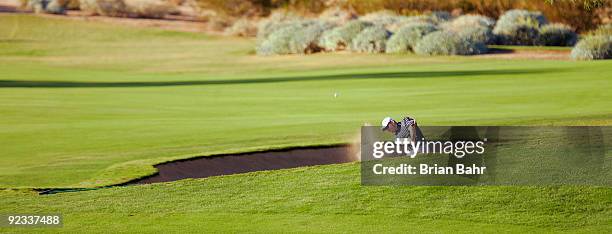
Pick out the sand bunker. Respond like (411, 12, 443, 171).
(132, 145, 356, 184)
(37, 145, 356, 195)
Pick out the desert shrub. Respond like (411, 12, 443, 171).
(257, 20, 333, 55)
(225, 18, 258, 37)
(256, 10, 301, 41)
(318, 7, 357, 26)
(346, 0, 603, 31)
(350, 26, 390, 53)
(537, 23, 577, 46)
(78, 0, 97, 13)
(319, 20, 372, 51)
(570, 35, 612, 60)
(195, 0, 268, 17)
(289, 21, 335, 53)
(257, 24, 303, 55)
(494, 23, 541, 45)
(79, 0, 128, 17)
(26, 0, 46, 13)
(206, 17, 232, 31)
(359, 10, 405, 31)
(386, 22, 438, 53)
(195, 0, 327, 17)
(456, 26, 496, 44)
(96, 0, 128, 16)
(442, 14, 496, 44)
(445, 14, 496, 29)
(430, 11, 452, 23)
(124, 0, 175, 19)
(65, 0, 80, 9)
(46, 0, 66, 13)
(496, 9, 548, 28)
(384, 12, 450, 31)
(257, 21, 295, 41)
(589, 23, 612, 36)
(414, 30, 488, 56)
(382, 15, 438, 32)
(402, 15, 436, 25)
(191, 0, 603, 32)
(493, 9, 548, 45)
(25, 0, 65, 14)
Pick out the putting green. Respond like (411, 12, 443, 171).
(0, 14, 610, 232)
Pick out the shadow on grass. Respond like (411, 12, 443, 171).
(486, 48, 515, 54)
(0, 69, 556, 88)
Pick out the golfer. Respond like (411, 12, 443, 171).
(381, 116, 418, 143)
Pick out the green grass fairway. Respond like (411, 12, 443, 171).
(1, 164, 610, 233)
(0, 14, 611, 232)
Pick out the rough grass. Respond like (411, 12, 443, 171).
(0, 163, 611, 232)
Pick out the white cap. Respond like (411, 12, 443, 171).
(381, 117, 392, 130)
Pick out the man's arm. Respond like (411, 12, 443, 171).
(409, 123, 417, 143)
(402, 116, 417, 143)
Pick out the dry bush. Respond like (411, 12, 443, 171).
(493, 9, 547, 45)
(225, 18, 259, 37)
(385, 22, 438, 53)
(124, 0, 176, 18)
(79, 0, 175, 18)
(318, 7, 358, 25)
(443, 14, 495, 29)
(195, 0, 327, 18)
(257, 20, 333, 55)
(341, 0, 603, 32)
(23, 0, 66, 14)
(570, 35, 612, 60)
(359, 11, 447, 32)
(589, 23, 612, 36)
(414, 30, 488, 55)
(456, 26, 496, 45)
(359, 10, 400, 26)
(319, 20, 372, 51)
(537, 23, 577, 46)
(191, 0, 605, 31)
(350, 26, 390, 53)
(256, 10, 302, 41)
(571, 23, 611, 60)
(79, 0, 128, 17)
(65, 0, 80, 9)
